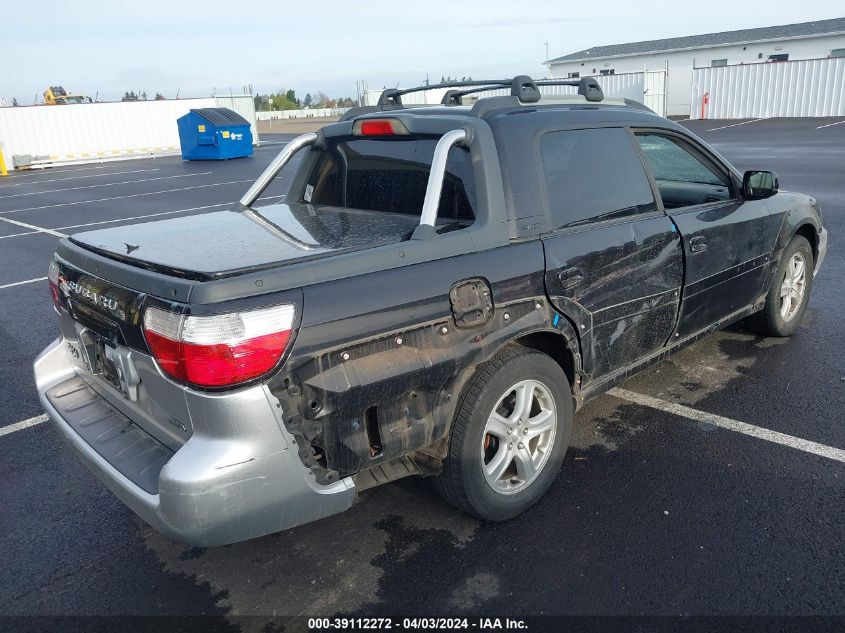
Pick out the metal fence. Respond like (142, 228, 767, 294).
(256, 107, 351, 120)
(0, 95, 259, 171)
(691, 57, 845, 119)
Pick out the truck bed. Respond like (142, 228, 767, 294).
(69, 202, 421, 281)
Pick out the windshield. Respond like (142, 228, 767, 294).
(299, 137, 477, 225)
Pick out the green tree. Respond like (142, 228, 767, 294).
(285, 89, 296, 105)
(303, 93, 312, 107)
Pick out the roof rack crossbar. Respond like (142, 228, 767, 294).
(440, 77, 605, 106)
(378, 79, 516, 107)
(373, 75, 605, 109)
(535, 77, 605, 102)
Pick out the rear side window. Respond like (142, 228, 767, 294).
(540, 128, 656, 229)
(302, 138, 476, 223)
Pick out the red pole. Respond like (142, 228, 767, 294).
(700, 92, 709, 119)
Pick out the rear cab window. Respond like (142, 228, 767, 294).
(300, 136, 477, 229)
(540, 127, 657, 229)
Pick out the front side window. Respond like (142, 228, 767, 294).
(540, 128, 656, 229)
(636, 133, 733, 209)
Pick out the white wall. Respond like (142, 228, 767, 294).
(692, 57, 845, 119)
(0, 96, 258, 171)
(549, 33, 845, 116)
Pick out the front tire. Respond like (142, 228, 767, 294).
(433, 346, 572, 521)
(748, 235, 813, 337)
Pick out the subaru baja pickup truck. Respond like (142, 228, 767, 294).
(35, 76, 827, 546)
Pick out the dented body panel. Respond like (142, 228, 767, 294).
(269, 242, 574, 482)
(34, 98, 827, 545)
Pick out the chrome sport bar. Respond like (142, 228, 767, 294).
(240, 128, 467, 231)
(239, 132, 318, 207)
(419, 128, 467, 228)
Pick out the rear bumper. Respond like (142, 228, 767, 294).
(814, 227, 828, 276)
(34, 338, 356, 546)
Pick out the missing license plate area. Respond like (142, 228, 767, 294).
(78, 330, 121, 391)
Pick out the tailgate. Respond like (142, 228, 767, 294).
(53, 256, 194, 450)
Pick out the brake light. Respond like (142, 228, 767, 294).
(48, 261, 61, 309)
(143, 304, 295, 388)
(353, 118, 410, 136)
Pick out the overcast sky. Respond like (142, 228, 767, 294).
(2, 1, 842, 103)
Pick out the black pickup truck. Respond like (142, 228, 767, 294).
(35, 77, 827, 546)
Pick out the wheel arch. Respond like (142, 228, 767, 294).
(444, 322, 583, 442)
(509, 330, 579, 389)
(793, 222, 819, 264)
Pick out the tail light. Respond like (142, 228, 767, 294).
(48, 261, 62, 309)
(353, 118, 410, 136)
(143, 304, 296, 388)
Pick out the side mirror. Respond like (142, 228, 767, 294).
(742, 170, 779, 199)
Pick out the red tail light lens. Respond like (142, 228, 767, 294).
(353, 118, 410, 136)
(143, 304, 295, 388)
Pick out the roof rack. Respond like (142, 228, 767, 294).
(440, 77, 603, 105)
(340, 75, 605, 120)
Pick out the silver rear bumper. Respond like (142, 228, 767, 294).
(34, 338, 356, 546)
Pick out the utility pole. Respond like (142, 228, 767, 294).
(544, 41, 549, 61)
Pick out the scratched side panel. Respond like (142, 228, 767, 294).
(543, 215, 684, 381)
(266, 241, 577, 482)
(670, 198, 778, 337)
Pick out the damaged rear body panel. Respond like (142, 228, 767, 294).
(269, 242, 579, 485)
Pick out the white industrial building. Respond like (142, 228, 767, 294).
(546, 18, 845, 117)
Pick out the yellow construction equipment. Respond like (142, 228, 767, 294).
(44, 86, 90, 105)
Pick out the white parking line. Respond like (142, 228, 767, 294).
(815, 120, 845, 130)
(0, 414, 49, 438)
(0, 216, 67, 237)
(609, 388, 845, 463)
(0, 179, 254, 215)
(0, 172, 211, 198)
(706, 119, 764, 132)
(0, 168, 159, 189)
(2, 165, 116, 178)
(0, 195, 286, 240)
(0, 277, 47, 290)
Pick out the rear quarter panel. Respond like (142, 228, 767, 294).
(266, 241, 577, 482)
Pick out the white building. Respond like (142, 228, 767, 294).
(546, 18, 845, 117)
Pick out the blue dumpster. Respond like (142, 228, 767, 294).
(177, 108, 253, 160)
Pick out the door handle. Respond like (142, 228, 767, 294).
(690, 236, 707, 253)
(557, 267, 584, 290)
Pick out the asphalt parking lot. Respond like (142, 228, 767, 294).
(0, 119, 843, 631)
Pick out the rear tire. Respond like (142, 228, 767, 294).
(747, 235, 813, 337)
(433, 346, 572, 521)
